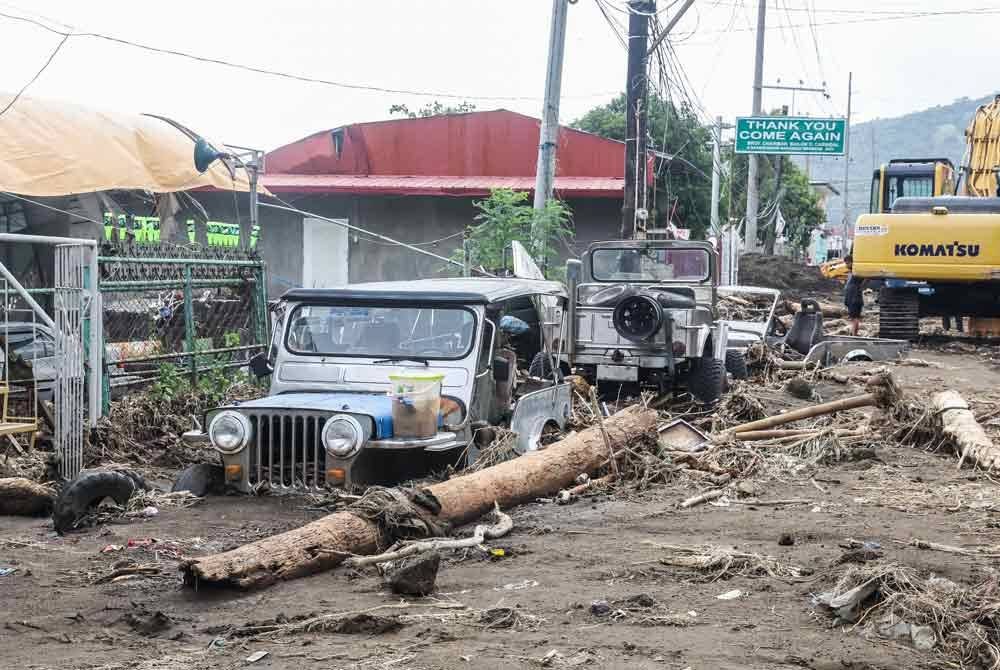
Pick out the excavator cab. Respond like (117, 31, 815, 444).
(869, 158, 955, 214)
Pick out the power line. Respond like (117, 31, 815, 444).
(0, 9, 617, 103)
(0, 32, 68, 118)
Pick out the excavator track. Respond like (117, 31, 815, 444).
(878, 288, 920, 340)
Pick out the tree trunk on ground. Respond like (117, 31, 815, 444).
(181, 406, 657, 589)
(932, 390, 1000, 469)
(0, 477, 54, 516)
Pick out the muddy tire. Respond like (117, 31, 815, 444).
(52, 470, 143, 534)
(878, 288, 919, 340)
(686, 358, 725, 405)
(725, 350, 748, 380)
(171, 463, 224, 497)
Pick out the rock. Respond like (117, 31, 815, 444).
(123, 610, 172, 636)
(590, 600, 611, 617)
(735, 481, 758, 498)
(778, 533, 795, 546)
(619, 593, 656, 608)
(386, 552, 440, 596)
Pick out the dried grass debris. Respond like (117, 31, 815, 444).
(647, 542, 807, 581)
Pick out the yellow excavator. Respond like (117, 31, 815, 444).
(852, 95, 1000, 338)
(821, 157, 955, 281)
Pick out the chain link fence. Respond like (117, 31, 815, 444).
(98, 242, 268, 405)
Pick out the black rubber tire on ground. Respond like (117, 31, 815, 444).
(528, 352, 570, 380)
(725, 350, 749, 380)
(171, 463, 225, 497)
(52, 470, 143, 534)
(878, 288, 920, 340)
(685, 357, 725, 405)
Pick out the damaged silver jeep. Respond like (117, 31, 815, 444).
(177, 279, 572, 493)
(563, 240, 737, 404)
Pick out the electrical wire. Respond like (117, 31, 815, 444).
(0, 32, 69, 118)
(0, 9, 618, 103)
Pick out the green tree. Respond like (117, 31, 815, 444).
(573, 94, 712, 239)
(453, 189, 573, 278)
(389, 100, 477, 118)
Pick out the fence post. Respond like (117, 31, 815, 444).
(183, 265, 196, 385)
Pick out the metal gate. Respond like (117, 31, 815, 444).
(54, 244, 87, 479)
(0, 233, 101, 480)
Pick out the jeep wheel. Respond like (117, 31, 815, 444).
(725, 350, 749, 380)
(686, 358, 725, 405)
(172, 463, 225, 497)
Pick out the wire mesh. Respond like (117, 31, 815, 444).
(98, 242, 267, 393)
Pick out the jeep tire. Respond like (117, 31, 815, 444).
(172, 463, 225, 497)
(725, 350, 749, 380)
(528, 352, 570, 380)
(686, 357, 725, 405)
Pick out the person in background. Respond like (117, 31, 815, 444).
(843, 254, 863, 336)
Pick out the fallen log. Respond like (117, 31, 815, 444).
(0, 477, 55, 516)
(181, 406, 657, 589)
(783, 299, 847, 318)
(932, 390, 1000, 469)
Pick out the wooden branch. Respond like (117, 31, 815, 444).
(344, 502, 513, 568)
(679, 489, 725, 509)
(728, 393, 877, 434)
(590, 387, 620, 477)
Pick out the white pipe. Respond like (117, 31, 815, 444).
(0, 259, 56, 330)
(0, 232, 97, 247)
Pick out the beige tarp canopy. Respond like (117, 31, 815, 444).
(0, 93, 259, 197)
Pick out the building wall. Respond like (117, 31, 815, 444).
(255, 194, 623, 290)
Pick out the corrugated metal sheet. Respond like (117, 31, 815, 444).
(266, 110, 626, 180)
(261, 174, 625, 198)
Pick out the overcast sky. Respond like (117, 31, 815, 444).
(0, 0, 996, 152)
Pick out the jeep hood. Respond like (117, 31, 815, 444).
(235, 392, 393, 438)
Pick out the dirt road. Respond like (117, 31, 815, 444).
(3, 347, 1000, 670)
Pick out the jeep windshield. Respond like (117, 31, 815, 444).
(592, 247, 710, 282)
(285, 304, 477, 360)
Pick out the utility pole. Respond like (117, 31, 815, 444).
(744, 0, 766, 252)
(621, 0, 654, 239)
(532, 0, 570, 268)
(842, 71, 853, 241)
(711, 116, 722, 236)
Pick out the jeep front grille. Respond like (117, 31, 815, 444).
(247, 413, 327, 489)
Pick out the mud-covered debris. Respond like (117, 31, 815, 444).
(590, 600, 611, 617)
(123, 609, 172, 636)
(386, 552, 440, 596)
(784, 377, 814, 400)
(778, 533, 795, 546)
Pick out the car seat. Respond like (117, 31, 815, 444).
(785, 299, 824, 355)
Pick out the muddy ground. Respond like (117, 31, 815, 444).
(3, 346, 1000, 670)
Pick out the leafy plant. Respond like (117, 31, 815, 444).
(389, 101, 477, 118)
(452, 189, 573, 278)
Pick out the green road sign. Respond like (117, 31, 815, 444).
(735, 116, 846, 155)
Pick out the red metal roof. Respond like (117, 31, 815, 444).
(264, 110, 637, 198)
(261, 174, 624, 198)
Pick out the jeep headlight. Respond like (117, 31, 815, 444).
(209, 411, 251, 454)
(322, 415, 364, 458)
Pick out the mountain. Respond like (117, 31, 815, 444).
(799, 93, 996, 228)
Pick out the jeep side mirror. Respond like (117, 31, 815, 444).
(492, 357, 511, 382)
(248, 351, 273, 378)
